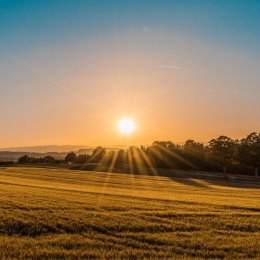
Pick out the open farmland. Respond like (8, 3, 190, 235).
(0, 167, 259, 259)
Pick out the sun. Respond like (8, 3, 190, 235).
(117, 118, 135, 135)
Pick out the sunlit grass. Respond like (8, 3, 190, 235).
(0, 166, 259, 259)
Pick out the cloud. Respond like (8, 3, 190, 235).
(142, 26, 150, 32)
(204, 88, 213, 92)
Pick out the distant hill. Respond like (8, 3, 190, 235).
(0, 145, 91, 153)
(0, 146, 92, 161)
(0, 145, 127, 162)
(0, 151, 66, 162)
(0, 144, 129, 153)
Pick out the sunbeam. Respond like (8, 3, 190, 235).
(156, 143, 198, 169)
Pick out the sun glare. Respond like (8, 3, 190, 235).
(117, 118, 135, 135)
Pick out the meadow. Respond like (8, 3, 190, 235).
(0, 166, 259, 259)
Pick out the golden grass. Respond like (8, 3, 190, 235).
(0, 167, 259, 259)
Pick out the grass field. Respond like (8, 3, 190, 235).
(0, 167, 259, 259)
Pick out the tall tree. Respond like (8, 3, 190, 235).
(239, 132, 260, 169)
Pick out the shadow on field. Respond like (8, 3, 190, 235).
(166, 175, 210, 189)
(110, 165, 211, 189)
(159, 169, 260, 189)
(112, 165, 260, 189)
(67, 164, 260, 189)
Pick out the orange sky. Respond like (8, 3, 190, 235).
(1, 30, 260, 148)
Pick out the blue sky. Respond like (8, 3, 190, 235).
(1, 0, 260, 57)
(0, 0, 260, 147)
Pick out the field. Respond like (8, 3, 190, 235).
(0, 167, 259, 259)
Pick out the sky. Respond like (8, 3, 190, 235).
(0, 0, 260, 148)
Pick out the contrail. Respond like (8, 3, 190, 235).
(154, 65, 181, 70)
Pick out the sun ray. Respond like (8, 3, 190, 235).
(127, 148, 136, 190)
(131, 147, 157, 191)
(108, 151, 118, 173)
(139, 148, 158, 177)
(148, 146, 173, 168)
(156, 144, 198, 169)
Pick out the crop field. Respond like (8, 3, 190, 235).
(0, 167, 259, 259)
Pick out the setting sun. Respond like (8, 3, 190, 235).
(117, 118, 135, 135)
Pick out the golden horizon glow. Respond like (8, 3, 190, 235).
(1, 29, 260, 148)
(117, 118, 135, 135)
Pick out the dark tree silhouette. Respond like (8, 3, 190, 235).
(184, 140, 204, 154)
(18, 155, 31, 164)
(209, 136, 237, 160)
(239, 132, 260, 170)
(43, 156, 55, 164)
(89, 146, 106, 163)
(207, 136, 238, 173)
(76, 154, 89, 164)
(16, 132, 260, 176)
(65, 152, 77, 163)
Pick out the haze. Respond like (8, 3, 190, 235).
(1, 0, 260, 148)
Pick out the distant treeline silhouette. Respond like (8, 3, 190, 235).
(18, 132, 260, 176)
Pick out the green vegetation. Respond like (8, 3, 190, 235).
(0, 167, 259, 259)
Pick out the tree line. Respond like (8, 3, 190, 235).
(18, 132, 260, 176)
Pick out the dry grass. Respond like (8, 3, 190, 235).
(0, 166, 259, 259)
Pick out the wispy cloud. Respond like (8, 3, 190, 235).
(204, 88, 213, 92)
(154, 65, 181, 70)
(142, 26, 150, 32)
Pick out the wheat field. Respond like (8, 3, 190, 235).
(0, 166, 259, 259)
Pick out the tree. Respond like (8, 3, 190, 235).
(152, 141, 175, 150)
(208, 136, 236, 160)
(89, 147, 106, 163)
(184, 140, 205, 158)
(150, 141, 191, 169)
(239, 132, 260, 169)
(208, 135, 237, 173)
(65, 152, 77, 163)
(43, 156, 55, 164)
(76, 154, 89, 164)
(18, 155, 31, 164)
